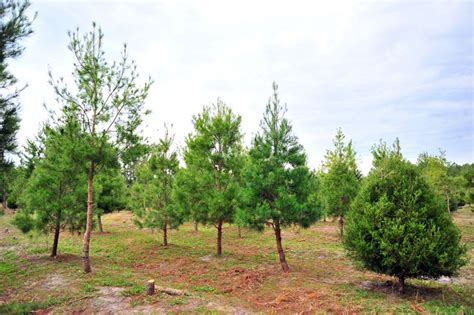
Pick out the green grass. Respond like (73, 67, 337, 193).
(0, 207, 472, 313)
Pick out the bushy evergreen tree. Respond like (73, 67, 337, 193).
(240, 82, 320, 272)
(131, 127, 182, 246)
(12, 118, 88, 257)
(320, 128, 360, 235)
(344, 140, 467, 292)
(173, 100, 243, 256)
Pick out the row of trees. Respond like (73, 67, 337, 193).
(1, 10, 468, 291)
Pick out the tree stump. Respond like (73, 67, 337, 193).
(147, 279, 155, 295)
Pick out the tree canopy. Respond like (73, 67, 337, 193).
(344, 141, 467, 292)
(173, 99, 244, 256)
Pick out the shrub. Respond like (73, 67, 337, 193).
(344, 151, 467, 292)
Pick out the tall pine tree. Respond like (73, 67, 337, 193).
(240, 82, 320, 272)
(49, 23, 152, 272)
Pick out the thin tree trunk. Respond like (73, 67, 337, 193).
(338, 215, 344, 236)
(51, 210, 62, 257)
(217, 220, 223, 256)
(446, 193, 450, 213)
(97, 214, 104, 233)
(82, 162, 94, 273)
(274, 221, 290, 272)
(194, 221, 198, 232)
(398, 276, 405, 293)
(237, 225, 242, 238)
(163, 222, 168, 247)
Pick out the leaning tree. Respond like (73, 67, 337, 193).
(49, 23, 152, 272)
(240, 82, 321, 272)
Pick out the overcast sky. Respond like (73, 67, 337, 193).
(10, 0, 473, 173)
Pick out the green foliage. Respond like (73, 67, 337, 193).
(345, 141, 467, 288)
(10, 210, 31, 232)
(130, 127, 182, 243)
(12, 118, 88, 247)
(239, 82, 320, 271)
(241, 82, 320, 230)
(0, 0, 35, 206)
(418, 151, 467, 212)
(173, 100, 244, 236)
(4, 131, 43, 209)
(96, 165, 127, 216)
(49, 23, 152, 271)
(320, 129, 360, 234)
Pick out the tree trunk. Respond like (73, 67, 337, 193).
(274, 221, 290, 272)
(51, 210, 62, 257)
(217, 220, 223, 256)
(398, 276, 405, 293)
(194, 221, 198, 232)
(237, 225, 242, 238)
(163, 222, 168, 247)
(446, 192, 451, 213)
(82, 162, 94, 273)
(97, 214, 104, 233)
(338, 215, 344, 236)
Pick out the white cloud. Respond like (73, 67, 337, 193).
(9, 0, 473, 174)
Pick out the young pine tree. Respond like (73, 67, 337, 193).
(131, 128, 182, 246)
(417, 151, 466, 213)
(49, 23, 151, 272)
(344, 140, 467, 292)
(13, 118, 88, 257)
(240, 82, 320, 272)
(95, 165, 127, 233)
(173, 100, 243, 256)
(320, 128, 360, 236)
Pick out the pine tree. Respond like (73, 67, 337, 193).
(173, 100, 243, 256)
(0, 0, 34, 207)
(49, 23, 152, 272)
(320, 128, 360, 236)
(95, 164, 127, 233)
(418, 151, 466, 212)
(240, 82, 320, 272)
(344, 140, 467, 292)
(131, 127, 182, 246)
(12, 118, 88, 257)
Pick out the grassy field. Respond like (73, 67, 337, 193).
(0, 206, 472, 314)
